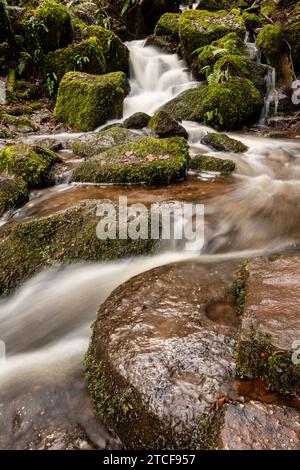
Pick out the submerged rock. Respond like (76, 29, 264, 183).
(72, 128, 142, 158)
(123, 112, 151, 129)
(236, 255, 300, 396)
(72, 136, 189, 186)
(0, 201, 157, 294)
(201, 133, 248, 153)
(0, 144, 60, 188)
(190, 155, 235, 174)
(149, 111, 188, 139)
(0, 173, 28, 217)
(54, 71, 130, 132)
(86, 261, 240, 449)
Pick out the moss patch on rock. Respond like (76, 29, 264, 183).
(197, 32, 246, 80)
(46, 26, 129, 81)
(72, 136, 189, 186)
(149, 111, 188, 139)
(35, 0, 74, 52)
(53, 71, 130, 131)
(0, 144, 60, 188)
(0, 173, 28, 217)
(72, 127, 142, 158)
(256, 24, 283, 70)
(201, 132, 248, 152)
(0, 201, 158, 294)
(123, 112, 151, 129)
(179, 9, 246, 65)
(154, 13, 180, 41)
(190, 155, 235, 173)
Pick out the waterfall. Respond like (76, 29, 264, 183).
(244, 32, 261, 63)
(260, 66, 279, 125)
(123, 40, 199, 118)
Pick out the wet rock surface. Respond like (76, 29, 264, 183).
(87, 260, 240, 449)
(219, 401, 300, 450)
(237, 255, 300, 396)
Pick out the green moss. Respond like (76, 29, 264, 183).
(256, 24, 283, 69)
(148, 111, 188, 139)
(46, 30, 128, 81)
(123, 112, 151, 129)
(0, 173, 28, 217)
(53, 71, 130, 131)
(0, 202, 158, 294)
(154, 13, 180, 41)
(196, 0, 232, 11)
(236, 329, 300, 396)
(0, 112, 35, 130)
(189, 155, 235, 173)
(211, 54, 267, 94)
(191, 77, 263, 130)
(233, 262, 248, 317)
(197, 32, 246, 80)
(72, 127, 141, 158)
(179, 9, 246, 65)
(241, 11, 261, 30)
(160, 87, 204, 122)
(72, 136, 189, 186)
(0, 144, 60, 188)
(35, 0, 73, 51)
(202, 132, 248, 152)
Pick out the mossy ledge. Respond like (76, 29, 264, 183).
(0, 202, 157, 295)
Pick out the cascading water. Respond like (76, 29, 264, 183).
(260, 66, 279, 125)
(123, 40, 198, 118)
(1, 37, 300, 449)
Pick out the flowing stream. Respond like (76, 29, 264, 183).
(0, 40, 300, 449)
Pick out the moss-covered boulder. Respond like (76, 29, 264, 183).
(154, 13, 180, 41)
(149, 111, 188, 139)
(256, 24, 283, 70)
(72, 136, 189, 186)
(53, 71, 130, 132)
(0, 173, 28, 217)
(72, 127, 142, 158)
(162, 77, 262, 130)
(0, 201, 158, 294)
(211, 54, 268, 94)
(197, 32, 246, 80)
(179, 9, 246, 65)
(190, 155, 235, 173)
(123, 112, 151, 129)
(201, 133, 248, 152)
(160, 87, 204, 121)
(0, 144, 60, 188)
(196, 0, 232, 11)
(46, 33, 129, 82)
(35, 0, 73, 52)
(241, 11, 261, 30)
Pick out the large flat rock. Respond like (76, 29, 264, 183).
(219, 401, 300, 450)
(236, 255, 300, 396)
(87, 260, 240, 449)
